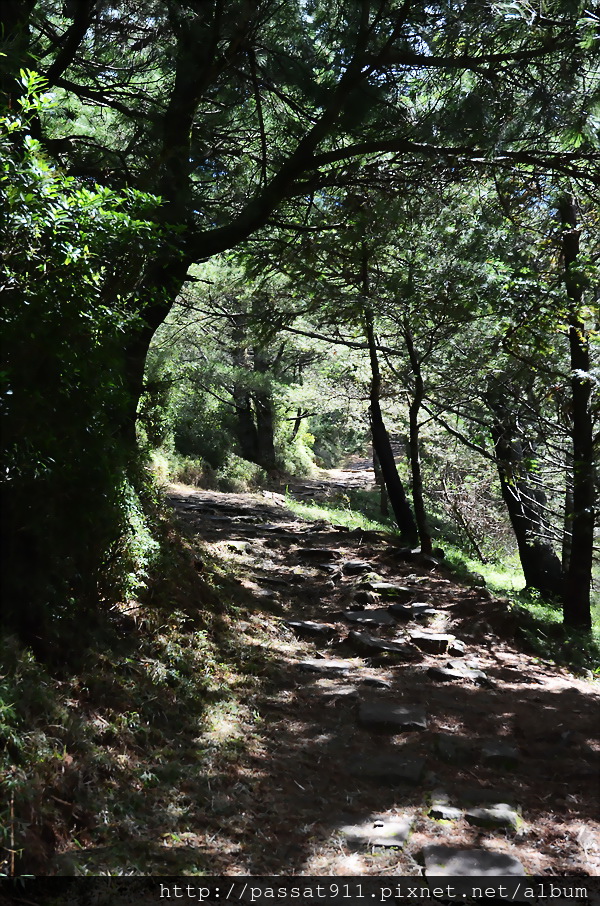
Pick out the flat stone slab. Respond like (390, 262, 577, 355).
(429, 803, 462, 821)
(481, 741, 520, 769)
(447, 658, 480, 670)
(343, 609, 396, 627)
(428, 665, 487, 683)
(298, 658, 353, 674)
(387, 603, 413, 620)
(423, 845, 525, 876)
(316, 682, 359, 700)
(358, 701, 428, 732)
(428, 666, 468, 682)
(226, 540, 252, 552)
(411, 603, 439, 618)
(254, 588, 279, 600)
(343, 560, 371, 574)
(365, 582, 413, 598)
(286, 620, 337, 639)
(448, 639, 466, 656)
(465, 804, 520, 832)
(388, 602, 440, 621)
(410, 632, 453, 654)
(350, 755, 426, 785)
(299, 548, 340, 560)
(341, 816, 413, 848)
(361, 676, 392, 689)
(347, 631, 415, 660)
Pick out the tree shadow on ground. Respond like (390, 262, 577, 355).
(20, 483, 599, 877)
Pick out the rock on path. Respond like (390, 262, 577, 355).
(340, 816, 413, 848)
(422, 844, 525, 877)
(358, 701, 428, 732)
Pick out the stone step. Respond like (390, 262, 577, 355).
(342, 560, 372, 574)
(364, 582, 413, 598)
(422, 845, 525, 877)
(388, 602, 440, 621)
(358, 701, 428, 732)
(347, 631, 416, 660)
(298, 658, 355, 675)
(409, 632, 456, 655)
(428, 664, 487, 683)
(428, 795, 463, 821)
(285, 620, 337, 640)
(481, 740, 520, 769)
(340, 816, 413, 848)
(465, 804, 520, 832)
(342, 609, 397, 627)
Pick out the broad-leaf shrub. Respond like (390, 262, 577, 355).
(1, 76, 162, 646)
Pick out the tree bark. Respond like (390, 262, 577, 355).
(558, 193, 594, 630)
(231, 320, 259, 463)
(403, 320, 432, 554)
(372, 446, 389, 517)
(364, 310, 418, 544)
(118, 254, 193, 446)
(254, 395, 277, 471)
(562, 449, 574, 575)
(488, 412, 563, 599)
(252, 345, 277, 471)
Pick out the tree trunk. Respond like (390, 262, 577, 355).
(252, 346, 277, 471)
(231, 321, 260, 463)
(557, 193, 594, 630)
(562, 449, 574, 575)
(489, 417, 563, 599)
(232, 394, 260, 463)
(290, 409, 303, 443)
(120, 252, 193, 446)
(373, 446, 389, 517)
(404, 320, 432, 554)
(254, 395, 277, 471)
(364, 310, 418, 544)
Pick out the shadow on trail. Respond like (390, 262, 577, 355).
(43, 482, 600, 876)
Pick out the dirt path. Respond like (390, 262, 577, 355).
(165, 475, 600, 877)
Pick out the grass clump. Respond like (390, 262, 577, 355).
(441, 542, 524, 593)
(508, 593, 600, 675)
(285, 492, 393, 533)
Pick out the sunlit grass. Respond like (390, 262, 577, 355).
(285, 492, 394, 534)
(441, 542, 524, 593)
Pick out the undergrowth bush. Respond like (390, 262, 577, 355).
(215, 453, 266, 491)
(148, 448, 266, 492)
(275, 421, 315, 476)
(1, 79, 164, 647)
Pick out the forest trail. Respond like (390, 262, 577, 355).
(162, 472, 600, 877)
